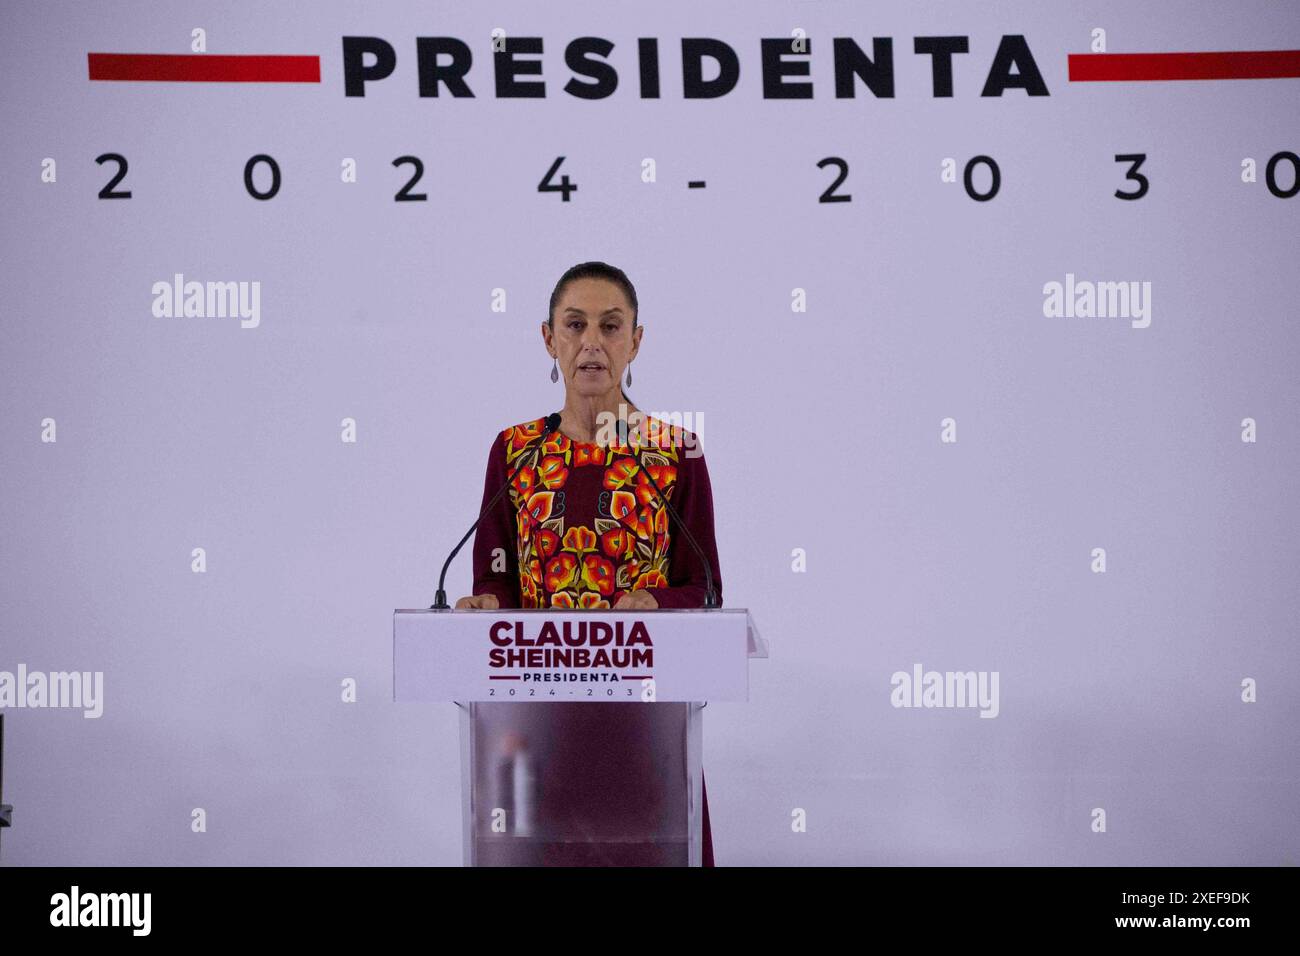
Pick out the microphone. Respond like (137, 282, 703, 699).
(622, 418, 720, 609)
(431, 412, 562, 610)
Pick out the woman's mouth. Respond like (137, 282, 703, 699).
(577, 363, 606, 375)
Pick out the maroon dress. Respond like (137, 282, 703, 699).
(470, 414, 723, 866)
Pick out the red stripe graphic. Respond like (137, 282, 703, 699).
(1069, 50, 1300, 82)
(88, 53, 320, 83)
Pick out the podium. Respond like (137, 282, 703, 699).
(393, 608, 767, 866)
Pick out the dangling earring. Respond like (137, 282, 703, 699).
(625, 361, 633, 387)
(550, 358, 559, 383)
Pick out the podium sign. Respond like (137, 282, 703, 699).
(393, 607, 766, 865)
(394, 608, 766, 703)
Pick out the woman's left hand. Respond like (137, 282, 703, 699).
(613, 589, 658, 610)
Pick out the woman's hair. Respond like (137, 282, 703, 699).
(548, 261, 639, 403)
(547, 261, 639, 329)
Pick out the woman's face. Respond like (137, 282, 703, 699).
(543, 277, 642, 400)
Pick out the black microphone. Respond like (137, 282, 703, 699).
(431, 412, 562, 610)
(622, 418, 720, 609)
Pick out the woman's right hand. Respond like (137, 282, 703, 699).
(455, 593, 500, 610)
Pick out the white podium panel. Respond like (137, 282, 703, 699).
(394, 606, 767, 865)
(394, 607, 766, 704)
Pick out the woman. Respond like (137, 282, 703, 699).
(456, 261, 724, 866)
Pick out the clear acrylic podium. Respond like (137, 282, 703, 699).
(393, 608, 766, 866)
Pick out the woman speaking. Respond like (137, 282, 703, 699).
(456, 260, 724, 866)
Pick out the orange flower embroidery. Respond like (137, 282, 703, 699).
(632, 471, 656, 507)
(500, 417, 693, 609)
(544, 553, 578, 591)
(520, 572, 539, 606)
(601, 527, 630, 559)
(522, 491, 554, 526)
(506, 420, 543, 454)
(654, 531, 669, 559)
(537, 455, 569, 490)
(574, 444, 607, 467)
(535, 527, 560, 558)
(634, 569, 669, 590)
(651, 424, 683, 450)
(632, 503, 656, 539)
(581, 554, 616, 596)
(562, 526, 597, 554)
(603, 459, 639, 491)
(609, 490, 640, 531)
(511, 464, 538, 498)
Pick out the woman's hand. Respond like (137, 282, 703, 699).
(455, 593, 500, 610)
(612, 589, 658, 610)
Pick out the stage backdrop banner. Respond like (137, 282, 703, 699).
(0, 1, 1296, 865)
